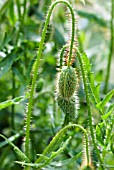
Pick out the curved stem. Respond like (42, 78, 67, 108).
(35, 124, 89, 165)
(77, 50, 104, 169)
(59, 44, 68, 69)
(25, 0, 75, 160)
(104, 0, 114, 93)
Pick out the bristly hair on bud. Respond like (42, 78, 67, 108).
(55, 7, 80, 125)
(56, 65, 79, 125)
(58, 66, 77, 99)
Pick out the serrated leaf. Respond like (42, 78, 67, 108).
(97, 89, 114, 109)
(82, 52, 91, 74)
(0, 134, 30, 162)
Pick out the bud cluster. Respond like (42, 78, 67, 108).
(57, 66, 78, 125)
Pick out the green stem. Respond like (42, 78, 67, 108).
(11, 68, 15, 130)
(21, 0, 27, 24)
(11, 0, 27, 131)
(59, 44, 68, 69)
(16, 0, 21, 19)
(104, 0, 114, 93)
(25, 0, 75, 160)
(35, 124, 89, 165)
(77, 51, 104, 169)
(15, 0, 27, 44)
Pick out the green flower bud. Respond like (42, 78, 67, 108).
(58, 66, 77, 99)
(57, 95, 76, 123)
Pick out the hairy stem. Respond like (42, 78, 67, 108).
(59, 45, 68, 69)
(35, 124, 89, 165)
(25, 0, 75, 160)
(104, 0, 114, 93)
(77, 51, 104, 169)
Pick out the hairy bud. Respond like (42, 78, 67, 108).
(58, 66, 77, 99)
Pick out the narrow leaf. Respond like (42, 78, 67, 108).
(50, 151, 82, 167)
(82, 52, 91, 74)
(97, 89, 114, 109)
(102, 107, 114, 120)
(0, 96, 25, 110)
(0, 134, 30, 162)
(0, 53, 16, 78)
(0, 130, 24, 148)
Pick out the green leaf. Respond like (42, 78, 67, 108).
(77, 10, 108, 27)
(16, 151, 83, 168)
(15, 161, 45, 168)
(0, 134, 30, 163)
(0, 95, 28, 110)
(95, 83, 100, 102)
(89, 72, 100, 103)
(97, 89, 114, 109)
(96, 124, 104, 145)
(13, 67, 26, 83)
(9, 0, 16, 25)
(0, 130, 23, 148)
(16, 137, 72, 168)
(0, 0, 10, 20)
(102, 107, 114, 120)
(0, 53, 16, 78)
(0, 28, 16, 50)
(82, 52, 91, 74)
(50, 136, 71, 159)
(16, 0, 21, 19)
(111, 134, 114, 154)
(0, 48, 22, 78)
(50, 151, 82, 167)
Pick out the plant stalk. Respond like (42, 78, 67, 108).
(35, 124, 89, 166)
(25, 0, 75, 160)
(77, 51, 104, 169)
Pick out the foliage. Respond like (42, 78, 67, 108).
(0, 0, 114, 170)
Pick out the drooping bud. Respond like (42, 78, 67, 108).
(58, 66, 77, 99)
